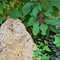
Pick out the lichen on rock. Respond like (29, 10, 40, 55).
(0, 18, 36, 60)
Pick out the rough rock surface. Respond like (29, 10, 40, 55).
(0, 18, 36, 60)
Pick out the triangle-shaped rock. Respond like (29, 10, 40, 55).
(0, 18, 36, 60)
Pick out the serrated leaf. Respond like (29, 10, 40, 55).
(45, 18, 60, 26)
(52, 1, 60, 9)
(54, 36, 60, 46)
(40, 24, 48, 35)
(44, 12, 51, 17)
(39, 43, 44, 47)
(37, 4, 42, 11)
(30, 6, 39, 18)
(22, 2, 33, 16)
(49, 26, 58, 33)
(45, 2, 53, 10)
(0, 16, 2, 24)
(34, 49, 42, 58)
(27, 17, 36, 26)
(33, 21, 39, 36)
(0, 3, 3, 14)
(9, 8, 20, 19)
(44, 3, 52, 17)
(43, 46, 51, 52)
(41, 54, 50, 60)
(47, 0, 60, 9)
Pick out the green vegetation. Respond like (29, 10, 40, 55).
(0, 0, 60, 60)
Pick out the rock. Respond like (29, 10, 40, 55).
(0, 18, 36, 60)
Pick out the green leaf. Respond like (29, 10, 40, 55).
(44, 12, 51, 17)
(22, 2, 33, 16)
(0, 3, 3, 14)
(30, 6, 39, 18)
(44, 41, 48, 45)
(45, 18, 60, 26)
(53, 7, 59, 17)
(39, 43, 44, 47)
(37, 4, 42, 11)
(19, 13, 25, 21)
(41, 54, 50, 60)
(23, 20, 28, 27)
(54, 36, 60, 46)
(27, 17, 36, 26)
(49, 26, 58, 33)
(52, 1, 60, 9)
(43, 46, 51, 52)
(0, 0, 7, 2)
(34, 49, 42, 58)
(9, 8, 20, 19)
(45, 2, 53, 11)
(20, 0, 30, 2)
(0, 16, 2, 24)
(31, 0, 37, 1)
(40, 24, 48, 35)
(44, 3, 52, 17)
(47, 0, 60, 9)
(33, 21, 39, 36)
(56, 57, 60, 60)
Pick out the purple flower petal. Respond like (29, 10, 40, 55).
(39, 18, 44, 24)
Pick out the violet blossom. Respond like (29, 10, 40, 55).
(39, 18, 44, 24)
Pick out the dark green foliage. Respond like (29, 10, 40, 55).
(0, 0, 60, 60)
